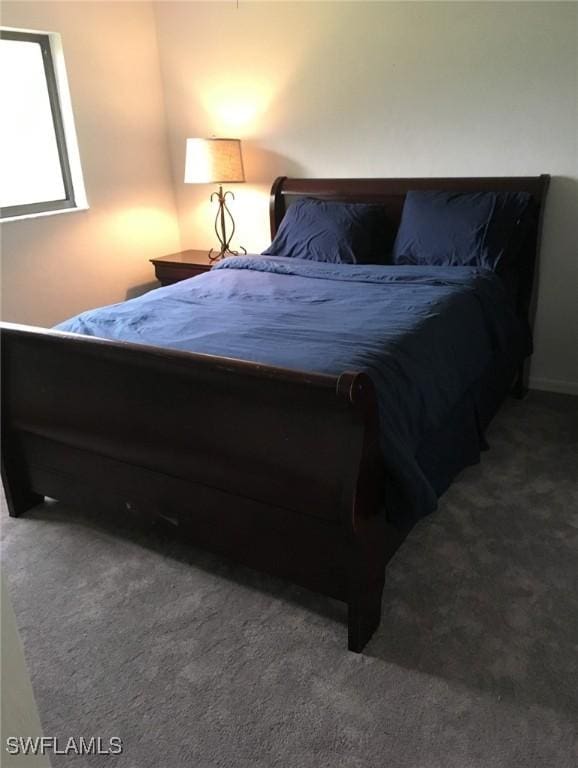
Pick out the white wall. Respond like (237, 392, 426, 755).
(0, 2, 575, 392)
(1, 572, 51, 768)
(154, 1, 578, 394)
(0, 1, 180, 327)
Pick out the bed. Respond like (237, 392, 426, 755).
(0, 175, 549, 652)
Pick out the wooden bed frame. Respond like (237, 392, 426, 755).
(1, 175, 549, 652)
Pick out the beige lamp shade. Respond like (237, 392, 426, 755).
(184, 138, 245, 184)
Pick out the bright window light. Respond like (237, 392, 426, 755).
(0, 28, 86, 220)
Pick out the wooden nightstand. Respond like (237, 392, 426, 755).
(150, 250, 213, 286)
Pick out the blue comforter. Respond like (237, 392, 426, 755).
(56, 256, 521, 525)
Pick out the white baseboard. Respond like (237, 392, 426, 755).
(529, 377, 578, 396)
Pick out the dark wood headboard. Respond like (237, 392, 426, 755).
(269, 175, 549, 239)
(269, 174, 550, 351)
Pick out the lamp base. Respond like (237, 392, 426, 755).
(209, 185, 246, 261)
(208, 244, 247, 262)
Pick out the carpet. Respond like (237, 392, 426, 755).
(2, 391, 577, 767)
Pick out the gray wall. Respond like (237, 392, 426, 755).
(156, 1, 578, 394)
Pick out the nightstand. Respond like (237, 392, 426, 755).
(150, 250, 213, 286)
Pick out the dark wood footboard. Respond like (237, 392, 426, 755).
(1, 322, 399, 652)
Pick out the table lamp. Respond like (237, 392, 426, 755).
(184, 137, 246, 261)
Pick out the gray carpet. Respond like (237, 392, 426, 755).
(2, 391, 577, 768)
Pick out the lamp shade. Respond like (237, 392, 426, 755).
(184, 138, 245, 184)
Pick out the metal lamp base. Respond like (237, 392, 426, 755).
(208, 185, 246, 261)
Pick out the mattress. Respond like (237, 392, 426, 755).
(56, 255, 525, 525)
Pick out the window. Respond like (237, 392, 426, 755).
(0, 28, 86, 220)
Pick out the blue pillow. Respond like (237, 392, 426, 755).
(392, 190, 532, 270)
(263, 198, 388, 264)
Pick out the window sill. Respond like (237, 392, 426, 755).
(1, 204, 89, 224)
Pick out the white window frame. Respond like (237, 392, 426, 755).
(0, 27, 87, 222)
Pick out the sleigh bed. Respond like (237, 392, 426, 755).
(1, 175, 549, 651)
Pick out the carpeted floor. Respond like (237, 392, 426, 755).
(2, 391, 577, 768)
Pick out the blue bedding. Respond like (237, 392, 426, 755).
(56, 255, 522, 525)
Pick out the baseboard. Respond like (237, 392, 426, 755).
(529, 377, 578, 396)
